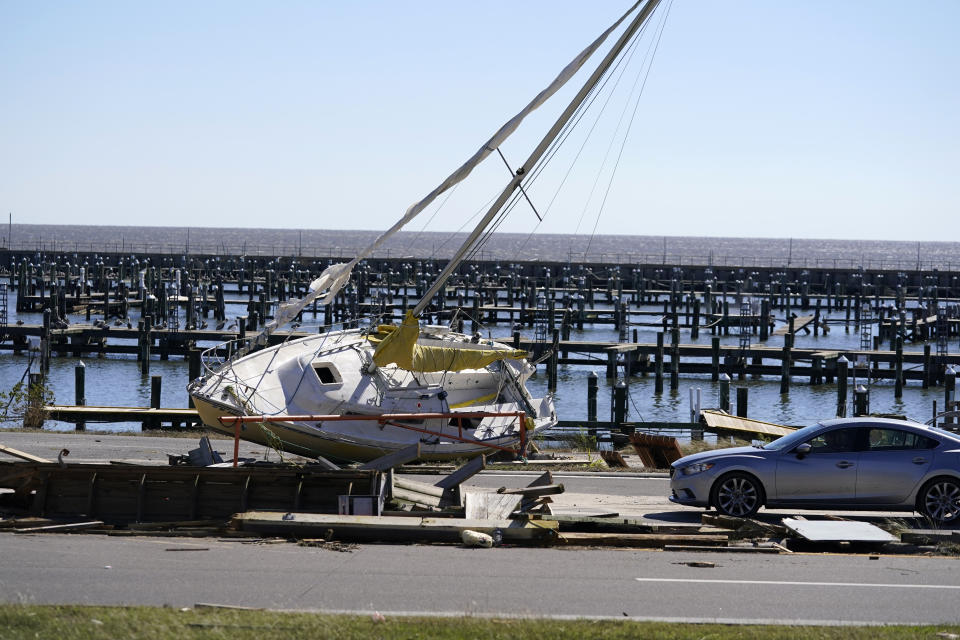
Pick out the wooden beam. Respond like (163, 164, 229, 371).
(0, 444, 50, 463)
(15, 520, 105, 534)
(434, 455, 486, 490)
(359, 443, 421, 471)
(232, 510, 557, 543)
(496, 483, 564, 497)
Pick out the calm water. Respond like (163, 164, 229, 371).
(4, 238, 954, 434)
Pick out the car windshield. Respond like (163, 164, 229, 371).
(760, 423, 824, 451)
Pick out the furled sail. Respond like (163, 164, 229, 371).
(372, 311, 527, 373)
(252, 0, 650, 345)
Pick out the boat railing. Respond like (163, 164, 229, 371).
(198, 338, 252, 378)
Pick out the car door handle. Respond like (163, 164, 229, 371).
(836, 461, 854, 469)
(912, 457, 928, 465)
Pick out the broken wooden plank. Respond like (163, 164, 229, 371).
(14, 520, 105, 534)
(900, 529, 960, 545)
(310, 455, 341, 471)
(700, 410, 795, 438)
(600, 450, 629, 468)
(496, 483, 564, 497)
(434, 455, 486, 490)
(0, 444, 50, 464)
(701, 513, 788, 537)
(232, 510, 557, 543)
(559, 532, 728, 548)
(464, 491, 520, 520)
(525, 470, 554, 488)
(359, 443, 421, 471)
(663, 544, 783, 553)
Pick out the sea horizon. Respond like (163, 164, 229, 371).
(5, 223, 960, 270)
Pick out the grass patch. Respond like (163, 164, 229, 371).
(0, 605, 957, 640)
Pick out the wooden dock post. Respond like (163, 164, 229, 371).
(711, 336, 720, 382)
(41, 308, 51, 373)
(759, 299, 769, 341)
(147, 376, 162, 430)
(587, 371, 598, 424)
(923, 344, 932, 389)
(837, 356, 849, 417)
(946, 367, 956, 426)
(613, 379, 628, 428)
(811, 354, 823, 385)
(736, 386, 748, 418)
(691, 297, 700, 340)
(719, 373, 730, 412)
(548, 329, 559, 392)
(655, 332, 664, 394)
(74, 361, 86, 432)
(854, 384, 869, 417)
(895, 335, 904, 398)
(670, 329, 680, 391)
(780, 333, 792, 394)
(139, 315, 152, 375)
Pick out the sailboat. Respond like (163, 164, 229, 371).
(187, 0, 664, 461)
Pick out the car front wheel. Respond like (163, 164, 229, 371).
(711, 472, 764, 518)
(919, 477, 960, 524)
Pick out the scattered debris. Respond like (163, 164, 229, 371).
(461, 529, 495, 548)
(559, 532, 728, 548)
(599, 450, 629, 468)
(628, 433, 682, 469)
(783, 518, 897, 543)
(14, 520, 104, 534)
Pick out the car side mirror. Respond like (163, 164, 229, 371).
(794, 443, 812, 459)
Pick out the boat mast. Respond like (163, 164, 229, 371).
(412, 0, 662, 319)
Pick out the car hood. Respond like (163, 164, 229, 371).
(672, 445, 766, 468)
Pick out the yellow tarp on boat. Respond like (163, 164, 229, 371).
(372, 311, 528, 373)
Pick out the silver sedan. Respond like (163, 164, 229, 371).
(669, 417, 960, 523)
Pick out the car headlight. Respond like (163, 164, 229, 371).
(681, 462, 715, 476)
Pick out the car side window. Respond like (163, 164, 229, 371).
(806, 428, 860, 453)
(866, 428, 937, 451)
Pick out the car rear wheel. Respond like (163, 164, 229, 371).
(919, 477, 960, 524)
(711, 472, 764, 518)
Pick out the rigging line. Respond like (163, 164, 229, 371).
(403, 182, 460, 252)
(516, 18, 650, 256)
(490, 9, 654, 262)
(585, 0, 673, 256)
(527, 18, 648, 197)
(510, 33, 649, 256)
(573, 9, 660, 255)
(518, 31, 649, 254)
(427, 191, 501, 259)
(464, 190, 526, 263)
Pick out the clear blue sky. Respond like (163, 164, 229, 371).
(2, 1, 957, 241)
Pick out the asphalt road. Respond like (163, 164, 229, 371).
(2, 431, 959, 624)
(2, 532, 959, 624)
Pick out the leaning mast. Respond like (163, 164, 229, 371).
(411, 0, 662, 318)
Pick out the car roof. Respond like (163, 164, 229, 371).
(818, 417, 925, 429)
(817, 417, 960, 440)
